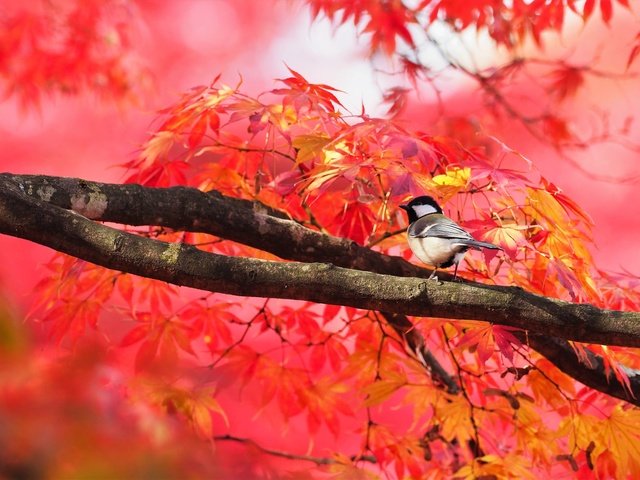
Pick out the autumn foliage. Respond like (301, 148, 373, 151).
(2, 0, 640, 478)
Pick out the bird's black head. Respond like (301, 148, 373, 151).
(400, 195, 443, 223)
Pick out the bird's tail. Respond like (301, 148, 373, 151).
(455, 239, 503, 251)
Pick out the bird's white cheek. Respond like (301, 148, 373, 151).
(411, 204, 439, 217)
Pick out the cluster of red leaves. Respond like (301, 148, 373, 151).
(0, 0, 149, 110)
(307, 1, 638, 151)
(308, 0, 631, 53)
(122, 68, 609, 305)
(29, 68, 640, 478)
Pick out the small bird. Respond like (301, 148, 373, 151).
(400, 196, 502, 280)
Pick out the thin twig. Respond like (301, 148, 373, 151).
(214, 434, 377, 465)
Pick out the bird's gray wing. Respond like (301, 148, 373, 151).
(408, 215, 474, 240)
(409, 215, 502, 250)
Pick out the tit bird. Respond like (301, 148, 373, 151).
(400, 196, 502, 280)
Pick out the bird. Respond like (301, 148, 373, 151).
(400, 195, 502, 280)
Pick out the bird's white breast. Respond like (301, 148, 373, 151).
(407, 235, 467, 267)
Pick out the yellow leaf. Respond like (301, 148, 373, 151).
(140, 130, 178, 165)
(601, 406, 640, 475)
(430, 166, 470, 201)
(362, 373, 407, 407)
(560, 407, 640, 478)
(202, 84, 235, 108)
(292, 133, 331, 165)
(432, 166, 470, 187)
(513, 398, 559, 466)
(403, 384, 440, 427)
(435, 394, 474, 444)
(195, 162, 250, 194)
(192, 403, 213, 438)
(322, 140, 350, 164)
(527, 358, 575, 410)
(268, 103, 297, 130)
(455, 453, 538, 479)
(132, 379, 228, 438)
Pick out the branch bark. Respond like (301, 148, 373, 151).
(4, 174, 433, 279)
(525, 333, 639, 403)
(1, 173, 638, 403)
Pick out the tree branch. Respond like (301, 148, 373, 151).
(3, 173, 436, 279)
(1, 173, 639, 404)
(380, 311, 460, 394)
(524, 334, 639, 403)
(214, 434, 377, 466)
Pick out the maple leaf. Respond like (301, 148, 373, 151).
(181, 301, 236, 351)
(588, 345, 633, 397)
(132, 380, 228, 438)
(301, 377, 352, 435)
(435, 394, 475, 445)
(187, 114, 209, 150)
(528, 359, 575, 409)
(116, 273, 134, 305)
(456, 324, 496, 366)
(542, 115, 574, 144)
(455, 453, 537, 479)
(31, 257, 116, 344)
(188, 386, 229, 437)
(562, 406, 640, 477)
(292, 133, 332, 165)
(513, 399, 559, 466)
(310, 336, 349, 373)
(368, 425, 424, 479)
(334, 195, 376, 245)
(121, 311, 198, 371)
(429, 166, 470, 202)
(599, 0, 612, 24)
(195, 160, 252, 196)
(548, 65, 585, 101)
(469, 161, 530, 190)
(277, 303, 321, 339)
(541, 178, 593, 227)
(626, 32, 640, 71)
(275, 66, 344, 113)
(362, 371, 407, 407)
(363, 0, 415, 55)
(382, 86, 410, 118)
(470, 218, 528, 260)
(136, 278, 178, 315)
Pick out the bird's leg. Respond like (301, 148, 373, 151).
(428, 267, 439, 281)
(453, 262, 459, 280)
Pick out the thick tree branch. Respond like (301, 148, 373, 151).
(2, 172, 637, 346)
(1, 173, 639, 404)
(524, 334, 639, 403)
(4, 173, 436, 279)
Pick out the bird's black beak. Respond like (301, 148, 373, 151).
(400, 204, 408, 211)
